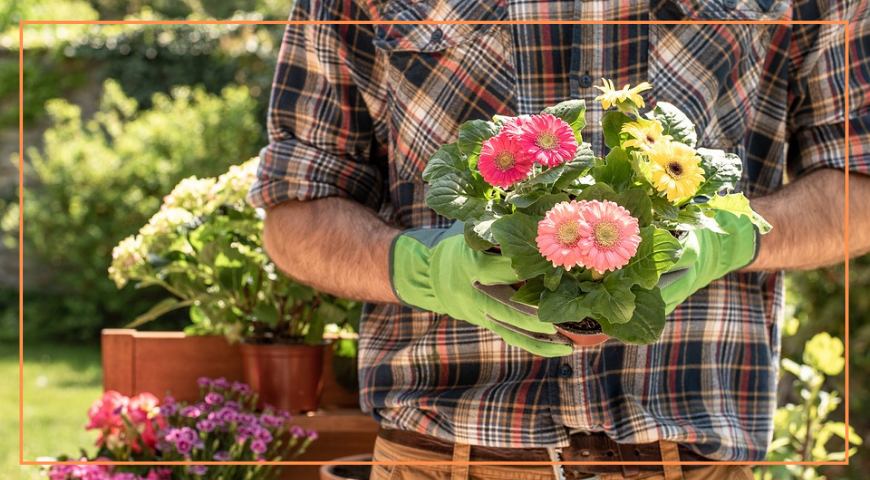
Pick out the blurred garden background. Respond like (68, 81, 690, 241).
(0, 0, 866, 478)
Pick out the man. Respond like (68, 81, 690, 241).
(248, 0, 870, 478)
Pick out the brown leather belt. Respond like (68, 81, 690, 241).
(378, 427, 711, 478)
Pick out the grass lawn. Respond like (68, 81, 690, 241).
(1, 341, 102, 479)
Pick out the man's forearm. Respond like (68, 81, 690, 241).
(263, 197, 400, 303)
(746, 169, 870, 271)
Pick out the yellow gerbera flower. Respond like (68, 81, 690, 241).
(621, 118, 670, 151)
(647, 141, 705, 202)
(593, 79, 653, 112)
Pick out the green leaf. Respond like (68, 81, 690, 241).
(599, 286, 665, 344)
(543, 268, 564, 291)
(647, 101, 697, 147)
(491, 212, 554, 280)
(651, 195, 680, 221)
(706, 193, 772, 233)
(506, 189, 547, 208)
(616, 187, 653, 227)
(576, 183, 618, 203)
(521, 193, 570, 217)
(252, 302, 279, 325)
(674, 204, 728, 234)
(695, 148, 743, 198)
(457, 119, 499, 163)
(601, 111, 633, 148)
(510, 278, 545, 307)
(592, 147, 633, 192)
(553, 143, 595, 190)
(422, 143, 466, 182)
(544, 99, 587, 142)
(584, 274, 635, 324)
(426, 173, 489, 221)
(125, 297, 194, 329)
(620, 227, 681, 289)
(538, 277, 592, 323)
(464, 218, 496, 251)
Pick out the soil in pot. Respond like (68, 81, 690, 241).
(319, 455, 372, 480)
(240, 341, 324, 414)
(555, 319, 609, 347)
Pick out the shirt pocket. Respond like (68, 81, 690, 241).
(649, 0, 788, 155)
(369, 0, 518, 186)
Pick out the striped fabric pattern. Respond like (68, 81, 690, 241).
(248, 0, 870, 461)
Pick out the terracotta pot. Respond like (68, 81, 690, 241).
(318, 454, 372, 480)
(101, 329, 243, 402)
(554, 324, 609, 347)
(240, 342, 325, 414)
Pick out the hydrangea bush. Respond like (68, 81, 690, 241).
(48, 378, 316, 480)
(108, 159, 360, 344)
(423, 79, 770, 344)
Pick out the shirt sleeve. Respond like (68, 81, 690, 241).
(787, 0, 870, 178)
(247, 0, 386, 210)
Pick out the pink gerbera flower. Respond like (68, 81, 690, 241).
(574, 200, 641, 273)
(536, 200, 590, 271)
(516, 113, 578, 167)
(536, 200, 641, 273)
(477, 132, 534, 188)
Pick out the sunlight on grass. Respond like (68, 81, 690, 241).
(0, 342, 103, 479)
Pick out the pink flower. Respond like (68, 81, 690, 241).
(477, 132, 534, 188)
(516, 113, 578, 167)
(536, 200, 640, 273)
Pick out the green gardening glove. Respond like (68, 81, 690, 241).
(658, 210, 760, 314)
(390, 222, 573, 357)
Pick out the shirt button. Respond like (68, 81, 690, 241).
(430, 28, 444, 43)
(559, 363, 573, 378)
(579, 74, 593, 88)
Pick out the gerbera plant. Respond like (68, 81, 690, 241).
(422, 79, 771, 345)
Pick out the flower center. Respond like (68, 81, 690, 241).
(666, 161, 684, 178)
(494, 151, 516, 171)
(557, 221, 581, 246)
(536, 131, 558, 150)
(593, 221, 619, 248)
(646, 134, 656, 144)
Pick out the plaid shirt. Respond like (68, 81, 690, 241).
(249, 0, 870, 461)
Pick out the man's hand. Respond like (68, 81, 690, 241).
(391, 223, 573, 357)
(658, 211, 758, 314)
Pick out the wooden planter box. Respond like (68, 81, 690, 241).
(101, 329, 360, 407)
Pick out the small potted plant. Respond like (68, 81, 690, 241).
(47, 377, 318, 480)
(421, 79, 771, 346)
(109, 159, 360, 412)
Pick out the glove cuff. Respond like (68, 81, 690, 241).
(388, 229, 447, 312)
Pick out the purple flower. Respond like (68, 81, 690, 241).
(212, 377, 229, 389)
(290, 425, 304, 437)
(181, 406, 202, 418)
(213, 450, 230, 461)
(223, 400, 240, 411)
(306, 429, 319, 441)
(196, 419, 215, 433)
(196, 377, 211, 388)
(237, 413, 257, 426)
(216, 406, 238, 423)
(250, 439, 268, 454)
(179, 427, 198, 443)
(204, 392, 224, 406)
(176, 439, 193, 455)
(254, 427, 273, 443)
(187, 465, 207, 476)
(231, 381, 251, 395)
(259, 414, 283, 428)
(110, 473, 139, 480)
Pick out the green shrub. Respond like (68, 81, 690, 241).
(7, 79, 260, 340)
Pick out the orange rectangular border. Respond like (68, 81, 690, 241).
(18, 18, 853, 469)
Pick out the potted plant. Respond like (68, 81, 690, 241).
(46, 377, 318, 480)
(421, 79, 771, 346)
(109, 159, 360, 413)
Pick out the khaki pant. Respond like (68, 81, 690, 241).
(370, 435, 754, 480)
